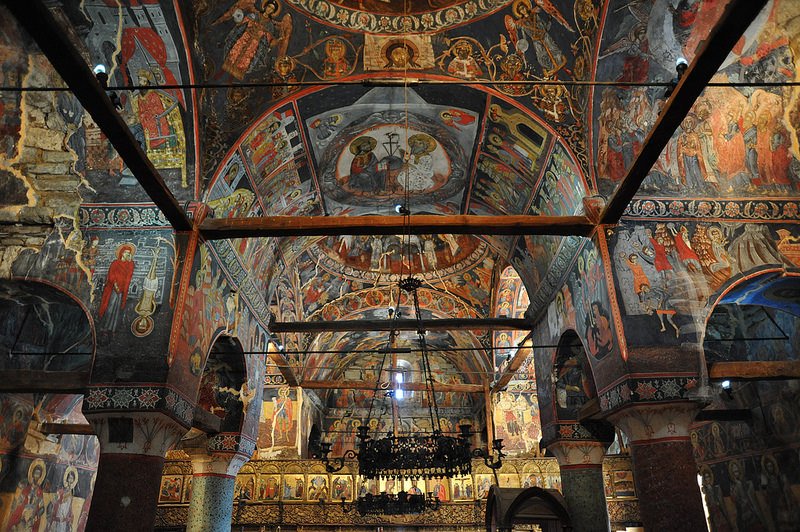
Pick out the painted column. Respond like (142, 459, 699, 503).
(609, 402, 705, 531)
(186, 448, 249, 532)
(84, 412, 186, 532)
(547, 440, 610, 532)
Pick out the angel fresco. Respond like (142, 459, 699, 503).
(213, 0, 292, 81)
(504, 0, 572, 79)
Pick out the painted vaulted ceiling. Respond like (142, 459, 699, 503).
(6, 0, 799, 405)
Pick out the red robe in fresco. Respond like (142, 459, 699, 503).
(99, 257, 135, 320)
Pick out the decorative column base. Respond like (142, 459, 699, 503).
(609, 402, 706, 531)
(84, 412, 186, 532)
(547, 441, 610, 532)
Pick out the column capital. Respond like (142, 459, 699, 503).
(607, 401, 700, 444)
(546, 440, 608, 467)
(85, 411, 187, 457)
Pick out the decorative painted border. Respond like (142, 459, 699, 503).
(286, 0, 511, 34)
(624, 198, 800, 221)
(84, 385, 194, 427)
(79, 205, 170, 228)
(208, 433, 257, 456)
(599, 376, 697, 412)
(526, 236, 585, 323)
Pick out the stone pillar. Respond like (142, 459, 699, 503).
(84, 412, 186, 532)
(609, 402, 705, 531)
(547, 440, 610, 532)
(186, 449, 249, 532)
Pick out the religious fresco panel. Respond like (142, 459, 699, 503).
(307, 87, 476, 216)
(609, 221, 800, 349)
(0, 5, 26, 162)
(10, 223, 180, 381)
(529, 141, 587, 216)
(257, 387, 301, 459)
(479, 98, 551, 183)
(46, 1, 198, 201)
(594, 0, 800, 200)
(470, 155, 536, 215)
(0, 394, 98, 532)
(493, 389, 542, 457)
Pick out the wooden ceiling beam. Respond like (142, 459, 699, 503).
(491, 335, 533, 392)
(271, 317, 530, 333)
(200, 214, 595, 239)
(601, 0, 768, 223)
(40, 423, 95, 435)
(708, 361, 800, 381)
(268, 346, 300, 387)
(0, 371, 89, 393)
(300, 379, 483, 393)
(7, 1, 192, 231)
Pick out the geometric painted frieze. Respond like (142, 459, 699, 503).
(84, 385, 194, 427)
(599, 376, 698, 413)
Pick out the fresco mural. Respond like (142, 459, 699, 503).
(308, 87, 476, 215)
(0, 280, 92, 373)
(594, 0, 800, 199)
(59, 1, 197, 201)
(0, 395, 98, 532)
(610, 221, 800, 348)
(691, 286, 800, 532)
(257, 387, 301, 458)
(0, 9, 24, 168)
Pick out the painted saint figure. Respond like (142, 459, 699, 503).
(7, 460, 46, 531)
(46, 466, 78, 532)
(447, 40, 482, 79)
(98, 244, 136, 333)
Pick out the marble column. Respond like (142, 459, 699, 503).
(609, 402, 705, 531)
(186, 450, 249, 532)
(547, 440, 610, 532)
(84, 412, 186, 532)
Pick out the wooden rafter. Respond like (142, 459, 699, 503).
(491, 335, 533, 392)
(7, 1, 192, 230)
(300, 380, 483, 393)
(271, 317, 530, 333)
(708, 361, 800, 381)
(601, 0, 769, 223)
(200, 214, 595, 239)
(268, 345, 300, 386)
(0, 371, 89, 393)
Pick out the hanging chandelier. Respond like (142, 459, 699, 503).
(318, 277, 474, 482)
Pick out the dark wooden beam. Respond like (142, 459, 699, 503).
(577, 397, 602, 422)
(601, 0, 768, 223)
(7, 1, 192, 231)
(300, 380, 483, 393)
(192, 406, 223, 434)
(491, 335, 533, 392)
(40, 422, 95, 435)
(709, 361, 800, 381)
(271, 317, 530, 333)
(200, 214, 595, 239)
(0, 371, 89, 393)
(268, 347, 300, 387)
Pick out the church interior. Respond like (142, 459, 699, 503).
(0, 0, 799, 530)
